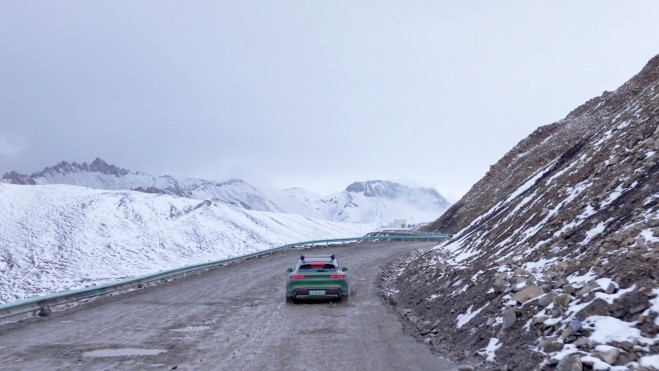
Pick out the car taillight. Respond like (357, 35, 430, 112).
(330, 274, 345, 279)
(290, 275, 305, 279)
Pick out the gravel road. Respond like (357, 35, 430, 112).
(0, 241, 457, 371)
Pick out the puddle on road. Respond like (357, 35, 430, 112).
(171, 326, 210, 333)
(83, 348, 167, 357)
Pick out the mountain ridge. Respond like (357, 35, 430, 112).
(2, 158, 283, 213)
(388, 53, 659, 368)
(271, 180, 450, 224)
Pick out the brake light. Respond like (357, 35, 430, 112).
(310, 263, 325, 267)
(330, 274, 345, 279)
(290, 275, 305, 279)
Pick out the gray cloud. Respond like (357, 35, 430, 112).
(1, 1, 659, 200)
(0, 133, 26, 157)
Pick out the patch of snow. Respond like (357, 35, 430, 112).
(453, 248, 480, 263)
(580, 222, 606, 245)
(640, 354, 659, 369)
(580, 355, 615, 371)
(482, 338, 501, 362)
(552, 343, 579, 360)
(470, 270, 484, 283)
(546, 161, 578, 185)
(567, 268, 597, 287)
(640, 229, 659, 243)
(523, 257, 558, 272)
(594, 285, 636, 305)
(595, 278, 617, 291)
(456, 284, 469, 294)
(601, 185, 627, 208)
(504, 161, 557, 204)
(582, 315, 645, 344)
(456, 303, 489, 328)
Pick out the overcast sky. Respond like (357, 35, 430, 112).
(1, 1, 658, 201)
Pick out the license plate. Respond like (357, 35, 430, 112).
(309, 290, 326, 296)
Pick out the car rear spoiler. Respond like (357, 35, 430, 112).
(299, 254, 335, 261)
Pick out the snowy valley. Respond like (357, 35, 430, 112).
(0, 183, 368, 304)
(0, 159, 451, 305)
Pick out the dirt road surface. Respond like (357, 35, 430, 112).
(0, 242, 457, 371)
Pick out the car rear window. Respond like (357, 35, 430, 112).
(298, 264, 337, 272)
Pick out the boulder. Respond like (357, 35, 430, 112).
(568, 318, 582, 332)
(629, 302, 649, 314)
(553, 294, 571, 308)
(512, 285, 543, 304)
(514, 267, 530, 276)
(501, 308, 517, 330)
(556, 354, 582, 371)
(538, 292, 556, 307)
(388, 295, 398, 306)
(493, 280, 508, 294)
(593, 345, 620, 364)
(544, 341, 564, 353)
(416, 320, 432, 333)
(577, 281, 601, 296)
(532, 315, 548, 325)
(573, 337, 589, 348)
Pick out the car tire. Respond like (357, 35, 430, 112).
(286, 295, 294, 304)
(340, 294, 349, 303)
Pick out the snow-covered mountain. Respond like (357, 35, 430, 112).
(386, 54, 659, 368)
(0, 183, 371, 304)
(2, 158, 282, 212)
(271, 180, 450, 224)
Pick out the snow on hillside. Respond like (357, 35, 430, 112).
(2, 158, 283, 212)
(270, 181, 450, 224)
(0, 183, 371, 305)
(384, 54, 659, 369)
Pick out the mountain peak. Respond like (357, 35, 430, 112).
(28, 158, 130, 178)
(345, 180, 398, 198)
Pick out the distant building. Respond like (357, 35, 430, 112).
(388, 219, 407, 228)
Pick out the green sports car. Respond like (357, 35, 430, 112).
(285, 254, 349, 303)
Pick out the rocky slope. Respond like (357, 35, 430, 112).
(0, 183, 366, 305)
(384, 54, 659, 370)
(271, 180, 450, 224)
(2, 158, 283, 212)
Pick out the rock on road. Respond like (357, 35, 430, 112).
(0, 242, 457, 371)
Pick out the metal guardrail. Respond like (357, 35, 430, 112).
(0, 235, 447, 320)
(371, 230, 449, 237)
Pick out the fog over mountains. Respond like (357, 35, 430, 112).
(270, 181, 450, 225)
(2, 158, 450, 225)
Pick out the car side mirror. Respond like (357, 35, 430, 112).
(286, 268, 293, 272)
(341, 267, 348, 272)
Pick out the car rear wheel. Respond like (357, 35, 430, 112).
(286, 295, 294, 304)
(340, 294, 349, 303)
